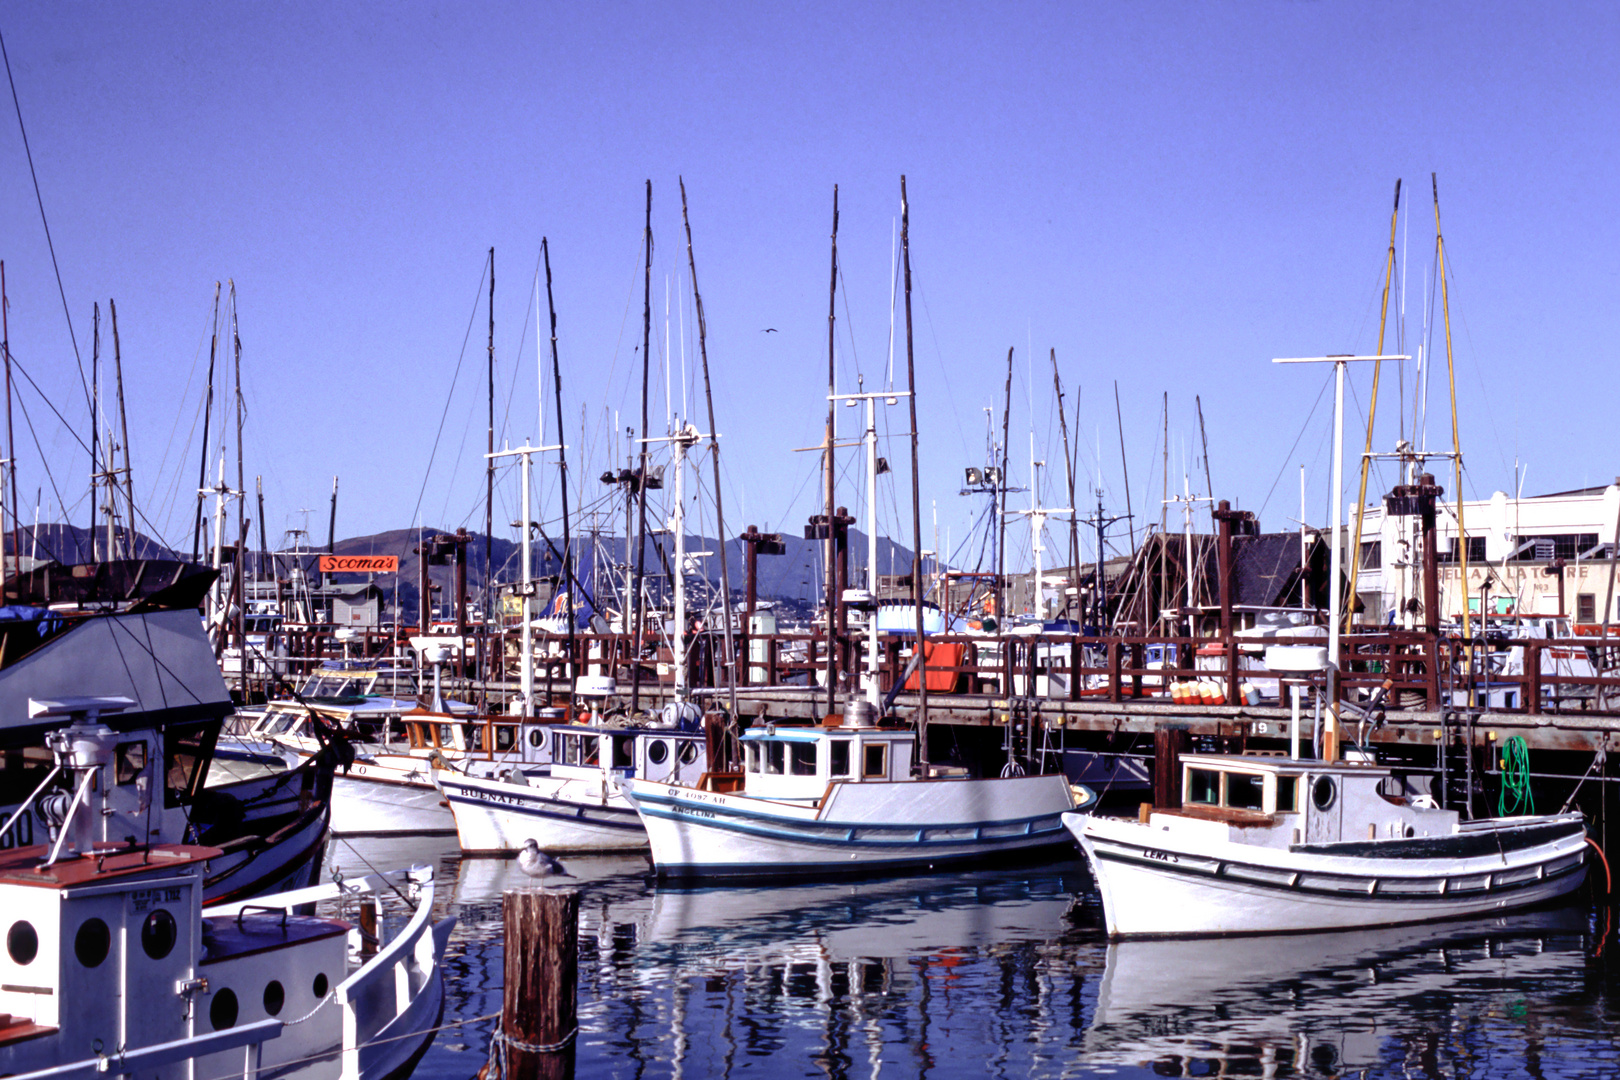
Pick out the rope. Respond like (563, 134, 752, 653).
(1497, 735, 1534, 816)
(485, 1024, 579, 1080)
(282, 990, 337, 1025)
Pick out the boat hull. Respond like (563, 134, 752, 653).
(330, 771, 455, 837)
(438, 771, 648, 853)
(1067, 811, 1589, 938)
(624, 774, 1078, 881)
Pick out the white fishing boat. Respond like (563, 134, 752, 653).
(437, 714, 708, 854)
(247, 700, 559, 837)
(623, 717, 1093, 880)
(0, 700, 452, 1080)
(1065, 750, 1587, 937)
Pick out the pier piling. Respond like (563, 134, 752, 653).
(500, 888, 579, 1080)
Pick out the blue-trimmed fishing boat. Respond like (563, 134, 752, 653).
(622, 717, 1093, 881)
(1065, 751, 1587, 938)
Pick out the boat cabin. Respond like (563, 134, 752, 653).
(545, 723, 707, 788)
(1167, 753, 1461, 849)
(739, 724, 916, 803)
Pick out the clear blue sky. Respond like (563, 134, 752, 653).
(2, 2, 1615, 576)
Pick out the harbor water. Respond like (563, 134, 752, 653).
(330, 837, 1620, 1079)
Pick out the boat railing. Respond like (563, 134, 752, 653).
(335, 868, 442, 1080)
(9, 1019, 283, 1080)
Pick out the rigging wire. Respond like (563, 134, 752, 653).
(1, 28, 91, 422)
(410, 255, 490, 531)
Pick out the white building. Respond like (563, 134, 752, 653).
(1350, 479, 1620, 628)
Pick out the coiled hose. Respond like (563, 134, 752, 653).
(1497, 735, 1535, 817)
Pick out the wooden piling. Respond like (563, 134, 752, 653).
(357, 895, 378, 957)
(500, 888, 579, 1080)
(1153, 723, 1187, 810)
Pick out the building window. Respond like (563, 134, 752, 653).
(1358, 541, 1381, 570)
(1578, 593, 1596, 623)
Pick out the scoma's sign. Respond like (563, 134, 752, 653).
(318, 555, 399, 573)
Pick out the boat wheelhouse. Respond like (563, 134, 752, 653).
(1065, 752, 1587, 938)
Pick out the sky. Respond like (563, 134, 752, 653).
(1, 1, 1616, 583)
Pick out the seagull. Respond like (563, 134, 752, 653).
(761, 327, 777, 333)
(517, 839, 573, 888)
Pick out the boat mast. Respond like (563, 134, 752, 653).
(1114, 383, 1136, 557)
(110, 298, 136, 558)
(486, 247, 496, 709)
(231, 285, 248, 678)
(631, 182, 653, 715)
(823, 185, 840, 717)
(901, 176, 929, 765)
(90, 305, 99, 560)
(1, 262, 19, 584)
(997, 348, 1013, 622)
(1432, 175, 1469, 647)
(1051, 351, 1080, 614)
(192, 284, 220, 563)
(543, 238, 575, 714)
(1345, 179, 1402, 635)
(679, 177, 740, 720)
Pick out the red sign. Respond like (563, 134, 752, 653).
(319, 555, 399, 573)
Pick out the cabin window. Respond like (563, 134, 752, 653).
(1227, 773, 1265, 811)
(583, 737, 600, 765)
(828, 740, 851, 777)
(495, 726, 516, 753)
(74, 919, 110, 968)
(678, 741, 699, 765)
(862, 742, 887, 779)
(437, 724, 455, 748)
(744, 742, 761, 772)
(789, 742, 817, 776)
(7, 921, 38, 965)
(469, 726, 487, 751)
(115, 742, 147, 785)
(647, 740, 670, 766)
(1187, 768, 1220, 806)
(553, 733, 578, 766)
(1276, 775, 1297, 812)
(612, 736, 634, 768)
(164, 722, 218, 807)
(764, 741, 785, 775)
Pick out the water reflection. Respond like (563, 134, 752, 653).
(1087, 907, 1601, 1078)
(326, 838, 1613, 1080)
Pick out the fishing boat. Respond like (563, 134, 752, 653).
(436, 710, 709, 854)
(0, 560, 332, 903)
(1065, 745, 1587, 938)
(622, 715, 1092, 880)
(0, 701, 451, 1080)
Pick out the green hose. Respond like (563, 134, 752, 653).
(1497, 735, 1535, 817)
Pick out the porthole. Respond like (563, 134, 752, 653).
(7, 921, 38, 965)
(678, 741, 699, 765)
(74, 918, 111, 968)
(1311, 776, 1337, 812)
(313, 972, 330, 998)
(646, 740, 669, 765)
(528, 729, 544, 749)
(142, 909, 178, 960)
(263, 980, 285, 1016)
(210, 988, 239, 1030)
